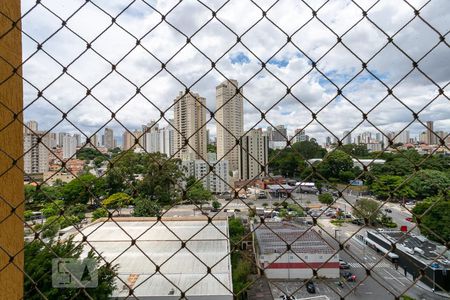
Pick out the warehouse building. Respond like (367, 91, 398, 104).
(254, 222, 339, 279)
(73, 217, 233, 299)
(367, 230, 450, 292)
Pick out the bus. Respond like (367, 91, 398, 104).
(364, 237, 399, 263)
(295, 182, 318, 194)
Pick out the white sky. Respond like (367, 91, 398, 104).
(21, 0, 450, 144)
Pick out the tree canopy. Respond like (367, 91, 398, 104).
(25, 238, 117, 299)
(412, 195, 450, 243)
(318, 193, 334, 205)
(133, 197, 162, 217)
(408, 170, 450, 199)
(268, 140, 326, 178)
(352, 198, 380, 223)
(370, 175, 416, 201)
(317, 150, 355, 182)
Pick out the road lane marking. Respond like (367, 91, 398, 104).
(384, 269, 406, 287)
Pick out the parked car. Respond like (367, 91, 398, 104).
(339, 260, 350, 269)
(306, 281, 316, 293)
(405, 217, 413, 222)
(280, 295, 297, 300)
(384, 208, 392, 213)
(351, 218, 365, 225)
(341, 271, 356, 282)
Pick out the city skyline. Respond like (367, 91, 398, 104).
(21, 0, 450, 145)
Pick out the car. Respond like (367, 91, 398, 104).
(384, 208, 392, 213)
(339, 260, 350, 269)
(341, 271, 356, 282)
(325, 212, 334, 217)
(234, 209, 241, 212)
(351, 218, 365, 225)
(280, 295, 297, 300)
(405, 217, 413, 222)
(306, 281, 316, 294)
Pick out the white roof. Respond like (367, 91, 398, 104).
(73, 219, 233, 299)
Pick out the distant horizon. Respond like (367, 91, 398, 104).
(24, 118, 447, 147)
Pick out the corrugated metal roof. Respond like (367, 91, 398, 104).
(72, 219, 233, 298)
(255, 222, 335, 255)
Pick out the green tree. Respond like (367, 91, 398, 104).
(212, 199, 221, 211)
(229, 217, 245, 245)
(231, 254, 252, 293)
(25, 238, 117, 299)
(41, 215, 80, 238)
(370, 175, 416, 201)
(292, 140, 327, 160)
(338, 144, 369, 158)
(268, 140, 326, 177)
(207, 144, 216, 153)
(409, 170, 450, 199)
(92, 208, 108, 220)
(317, 150, 354, 182)
(287, 204, 304, 217)
(138, 153, 183, 205)
(352, 198, 380, 224)
(186, 177, 213, 205)
(41, 200, 64, 218)
(412, 195, 450, 243)
(102, 192, 133, 210)
(318, 193, 333, 205)
(76, 147, 106, 161)
(133, 197, 162, 217)
(62, 174, 105, 205)
(66, 203, 87, 220)
(25, 184, 62, 210)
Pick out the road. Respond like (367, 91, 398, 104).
(317, 220, 443, 300)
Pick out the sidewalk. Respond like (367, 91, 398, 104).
(397, 265, 450, 299)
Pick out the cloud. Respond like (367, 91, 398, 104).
(20, 0, 450, 145)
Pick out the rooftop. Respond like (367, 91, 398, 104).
(369, 230, 449, 267)
(255, 222, 335, 255)
(72, 217, 233, 299)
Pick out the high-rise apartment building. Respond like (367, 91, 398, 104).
(143, 121, 160, 153)
(62, 134, 77, 159)
(122, 130, 134, 150)
(49, 132, 57, 148)
(393, 130, 410, 144)
(216, 79, 243, 171)
(23, 122, 50, 174)
(26, 120, 38, 132)
(87, 134, 98, 148)
(173, 91, 207, 161)
(104, 127, 114, 149)
(426, 121, 436, 145)
(294, 129, 307, 143)
(182, 159, 229, 194)
(73, 134, 81, 147)
(343, 130, 352, 145)
(238, 128, 268, 180)
(159, 123, 174, 158)
(58, 132, 66, 147)
(271, 125, 287, 142)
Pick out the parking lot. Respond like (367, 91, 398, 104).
(269, 279, 356, 300)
